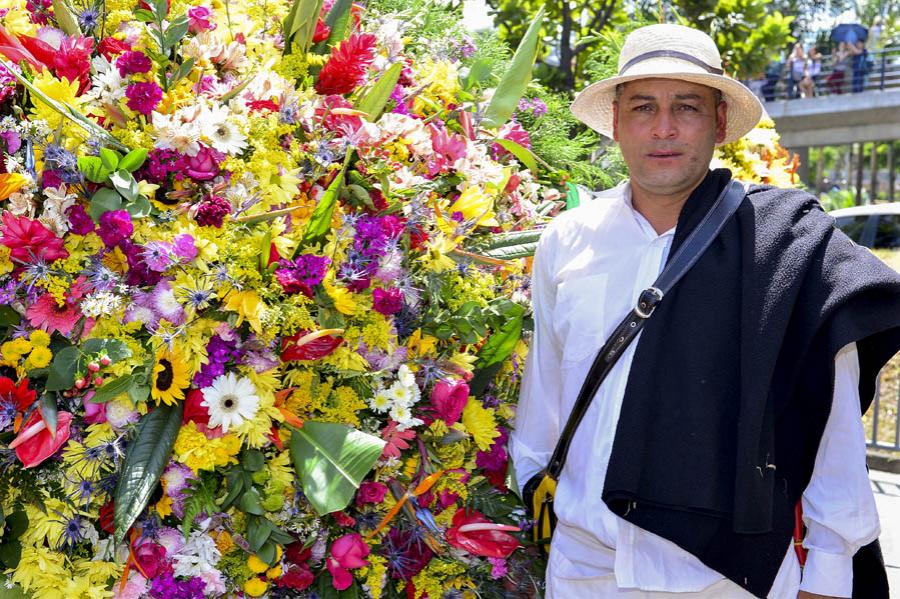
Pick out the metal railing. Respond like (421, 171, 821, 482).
(754, 45, 900, 102)
(867, 360, 900, 452)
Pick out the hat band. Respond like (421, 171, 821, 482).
(619, 50, 724, 76)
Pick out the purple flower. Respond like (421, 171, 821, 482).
(182, 146, 222, 181)
(193, 334, 241, 387)
(142, 241, 175, 271)
(97, 209, 133, 247)
(372, 287, 402, 315)
(116, 51, 152, 77)
(1, 129, 21, 154)
(126, 81, 163, 115)
(67, 204, 96, 235)
(0, 63, 20, 103)
(476, 427, 509, 472)
(173, 234, 198, 261)
(194, 194, 231, 227)
(275, 253, 329, 296)
(161, 462, 196, 518)
(148, 571, 206, 599)
(119, 239, 163, 286)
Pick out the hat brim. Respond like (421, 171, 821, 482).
(571, 69, 763, 146)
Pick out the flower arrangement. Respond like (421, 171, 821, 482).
(0, 0, 556, 596)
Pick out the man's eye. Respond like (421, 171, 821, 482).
(633, 105, 652, 112)
(677, 104, 699, 112)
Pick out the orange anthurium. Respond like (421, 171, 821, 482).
(0, 173, 30, 201)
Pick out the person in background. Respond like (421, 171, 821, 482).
(826, 41, 851, 94)
(787, 43, 807, 99)
(799, 47, 822, 97)
(850, 39, 869, 93)
(762, 60, 782, 101)
(868, 16, 883, 50)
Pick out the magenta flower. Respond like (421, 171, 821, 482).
(116, 51, 152, 77)
(194, 195, 231, 227)
(126, 81, 163, 115)
(173, 233, 198, 260)
(183, 146, 223, 181)
(97, 209, 133, 247)
(67, 204, 96, 235)
(326, 533, 370, 591)
(372, 287, 403, 315)
(430, 379, 469, 425)
(187, 6, 216, 33)
(355, 481, 388, 506)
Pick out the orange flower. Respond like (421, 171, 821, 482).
(0, 173, 30, 201)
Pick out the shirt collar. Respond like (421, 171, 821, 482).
(622, 181, 677, 240)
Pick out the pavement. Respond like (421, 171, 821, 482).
(871, 467, 900, 595)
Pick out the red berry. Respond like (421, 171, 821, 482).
(93, 377, 104, 387)
(75, 378, 87, 390)
(88, 362, 100, 373)
(99, 356, 112, 366)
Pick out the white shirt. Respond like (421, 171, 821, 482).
(510, 181, 880, 598)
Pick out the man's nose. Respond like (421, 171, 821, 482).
(650, 110, 677, 139)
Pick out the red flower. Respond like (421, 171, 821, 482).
(0, 376, 36, 413)
(312, 19, 331, 43)
(26, 293, 83, 335)
(99, 500, 115, 534)
(445, 509, 520, 558)
(17, 34, 93, 91)
(277, 563, 314, 591)
(98, 37, 132, 60)
(380, 420, 415, 459)
(315, 33, 377, 95)
(281, 331, 343, 361)
(11, 410, 73, 469)
(0, 212, 69, 263)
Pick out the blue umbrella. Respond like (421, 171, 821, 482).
(830, 23, 868, 43)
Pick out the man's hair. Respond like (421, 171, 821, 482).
(613, 82, 724, 105)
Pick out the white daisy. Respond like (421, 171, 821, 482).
(387, 380, 420, 407)
(205, 119, 246, 155)
(201, 373, 260, 432)
(367, 387, 393, 413)
(397, 364, 416, 388)
(389, 403, 423, 431)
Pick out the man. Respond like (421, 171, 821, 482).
(510, 24, 900, 599)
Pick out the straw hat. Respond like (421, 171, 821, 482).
(571, 24, 763, 145)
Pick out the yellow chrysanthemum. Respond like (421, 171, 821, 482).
(460, 398, 499, 451)
(25, 345, 53, 369)
(29, 329, 51, 347)
(151, 349, 191, 406)
(173, 421, 241, 473)
(222, 290, 267, 334)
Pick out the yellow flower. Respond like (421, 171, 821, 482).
(151, 349, 191, 405)
(247, 554, 269, 574)
(173, 422, 241, 472)
(460, 398, 499, 451)
(418, 233, 458, 273)
(30, 71, 88, 147)
(406, 329, 438, 358)
(223, 290, 266, 334)
(324, 278, 357, 315)
(29, 330, 51, 347)
(0, 172, 31, 201)
(244, 577, 268, 597)
(25, 346, 53, 369)
(445, 185, 499, 229)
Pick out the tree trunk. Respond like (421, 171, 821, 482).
(558, 2, 574, 91)
(855, 142, 865, 205)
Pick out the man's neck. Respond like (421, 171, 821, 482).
(630, 182, 701, 234)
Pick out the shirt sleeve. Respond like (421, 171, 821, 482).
(799, 342, 880, 597)
(508, 228, 564, 497)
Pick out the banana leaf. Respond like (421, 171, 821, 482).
(480, 228, 543, 250)
(51, 0, 81, 36)
(289, 421, 385, 516)
(283, 0, 324, 55)
(114, 404, 183, 544)
(356, 62, 402, 122)
(481, 6, 546, 129)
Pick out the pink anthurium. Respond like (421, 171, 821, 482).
(445, 509, 520, 558)
(11, 410, 73, 469)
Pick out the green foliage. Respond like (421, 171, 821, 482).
(670, 0, 794, 79)
(365, 0, 468, 59)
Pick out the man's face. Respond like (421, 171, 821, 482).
(612, 78, 727, 200)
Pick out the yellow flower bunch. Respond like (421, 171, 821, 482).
(173, 421, 242, 472)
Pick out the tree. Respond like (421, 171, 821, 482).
(485, 0, 629, 92)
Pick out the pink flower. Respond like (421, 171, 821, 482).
(116, 51, 152, 77)
(82, 393, 107, 424)
(133, 541, 170, 579)
(125, 81, 162, 115)
(26, 293, 83, 335)
(488, 557, 508, 579)
(194, 195, 231, 227)
(491, 121, 532, 160)
(183, 146, 223, 181)
(372, 287, 402, 315)
(430, 379, 469, 426)
(0, 212, 68, 263)
(355, 481, 387, 506)
(380, 420, 415, 459)
(326, 533, 370, 591)
(97, 209, 133, 247)
(187, 6, 216, 33)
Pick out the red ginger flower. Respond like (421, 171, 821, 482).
(0, 212, 68, 263)
(315, 33, 377, 95)
(0, 376, 36, 414)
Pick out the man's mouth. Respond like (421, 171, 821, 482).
(647, 150, 682, 158)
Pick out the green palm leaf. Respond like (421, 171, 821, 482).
(289, 421, 385, 516)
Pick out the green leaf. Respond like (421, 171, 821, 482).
(129, 385, 150, 404)
(90, 375, 135, 403)
(566, 181, 581, 210)
(247, 516, 271, 552)
(118, 148, 149, 172)
(99, 148, 121, 172)
(81, 338, 131, 363)
(88, 188, 123, 222)
(473, 242, 538, 261)
(40, 394, 57, 439)
(114, 404, 183, 544)
(51, 0, 81, 36)
(289, 421, 385, 516)
(45, 346, 79, 391)
(126, 196, 153, 218)
(218, 77, 252, 104)
(239, 487, 265, 516)
(300, 168, 345, 247)
(153, 0, 168, 18)
(481, 228, 543, 250)
(464, 58, 493, 90)
(356, 62, 402, 123)
(475, 304, 525, 369)
(256, 540, 276, 565)
(493, 138, 539, 173)
(134, 8, 155, 22)
(481, 5, 545, 128)
(110, 170, 139, 202)
(0, 306, 18, 327)
(163, 16, 190, 49)
(282, 0, 324, 55)
(168, 57, 195, 87)
(322, 0, 353, 48)
(242, 449, 265, 472)
(78, 156, 111, 184)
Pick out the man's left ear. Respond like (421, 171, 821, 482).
(715, 101, 728, 144)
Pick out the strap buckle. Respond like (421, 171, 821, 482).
(635, 287, 664, 319)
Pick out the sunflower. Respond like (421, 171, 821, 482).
(151, 349, 191, 406)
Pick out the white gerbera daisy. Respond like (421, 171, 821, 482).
(207, 119, 247, 155)
(201, 373, 260, 433)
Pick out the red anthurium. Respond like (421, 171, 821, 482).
(445, 509, 520, 558)
(11, 410, 73, 469)
(281, 329, 344, 361)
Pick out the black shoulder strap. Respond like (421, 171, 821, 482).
(545, 179, 747, 479)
